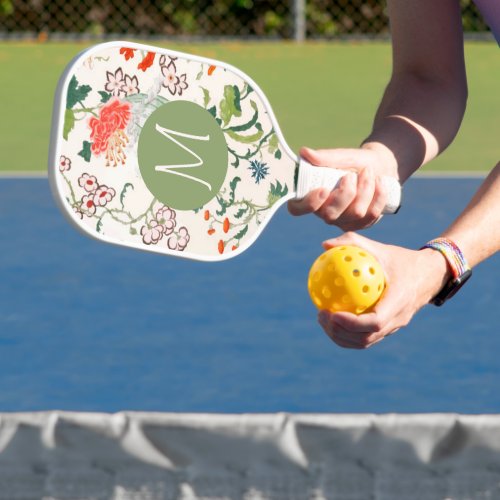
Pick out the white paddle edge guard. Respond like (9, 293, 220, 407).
(296, 159, 402, 214)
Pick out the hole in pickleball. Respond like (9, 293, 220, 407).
(344, 256, 352, 262)
(342, 295, 351, 304)
(334, 277, 344, 287)
(369, 267, 375, 275)
(356, 306, 365, 314)
(362, 285, 369, 293)
(359, 251, 367, 257)
(313, 271, 321, 282)
(322, 286, 332, 299)
(378, 284, 382, 291)
(352, 269, 360, 277)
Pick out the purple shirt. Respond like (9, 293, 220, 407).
(474, 0, 500, 44)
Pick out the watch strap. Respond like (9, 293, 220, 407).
(421, 238, 472, 306)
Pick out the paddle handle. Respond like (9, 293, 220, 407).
(295, 159, 401, 214)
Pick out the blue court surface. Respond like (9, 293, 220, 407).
(0, 176, 498, 413)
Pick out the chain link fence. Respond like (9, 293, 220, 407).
(0, 0, 491, 40)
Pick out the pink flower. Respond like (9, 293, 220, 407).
(156, 206, 176, 235)
(168, 227, 190, 251)
(93, 185, 116, 207)
(141, 220, 165, 245)
(81, 194, 97, 216)
(78, 173, 98, 192)
(59, 155, 71, 172)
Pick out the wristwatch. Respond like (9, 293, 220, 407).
(421, 238, 472, 306)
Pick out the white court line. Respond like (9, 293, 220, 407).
(0, 171, 48, 178)
(0, 170, 489, 179)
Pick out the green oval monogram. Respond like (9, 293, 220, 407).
(137, 100, 228, 211)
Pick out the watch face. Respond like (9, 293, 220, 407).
(432, 269, 472, 306)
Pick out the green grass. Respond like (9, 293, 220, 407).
(0, 41, 497, 172)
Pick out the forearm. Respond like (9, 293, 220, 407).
(361, 0, 467, 183)
(363, 73, 467, 182)
(441, 162, 500, 267)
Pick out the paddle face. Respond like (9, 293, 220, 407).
(49, 42, 298, 261)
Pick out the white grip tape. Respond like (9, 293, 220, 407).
(295, 159, 401, 214)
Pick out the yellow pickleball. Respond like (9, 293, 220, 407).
(308, 245, 385, 315)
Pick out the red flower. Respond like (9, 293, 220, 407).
(138, 51, 155, 72)
(208, 65, 216, 76)
(223, 218, 230, 233)
(119, 47, 135, 60)
(218, 240, 224, 254)
(89, 99, 131, 160)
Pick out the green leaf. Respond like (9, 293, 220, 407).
(201, 87, 210, 108)
(225, 128, 264, 144)
(207, 105, 217, 118)
(274, 149, 282, 160)
(267, 133, 279, 154)
(66, 75, 91, 109)
(120, 182, 134, 209)
(98, 91, 112, 103)
(229, 176, 241, 194)
(215, 196, 228, 217)
(78, 141, 92, 162)
(267, 180, 289, 207)
(234, 225, 248, 241)
(220, 85, 242, 126)
(234, 207, 248, 219)
(130, 227, 137, 235)
(227, 101, 259, 132)
(96, 219, 103, 233)
(63, 108, 75, 140)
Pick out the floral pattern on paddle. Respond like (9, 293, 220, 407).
(55, 44, 295, 258)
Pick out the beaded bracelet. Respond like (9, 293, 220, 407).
(420, 237, 472, 306)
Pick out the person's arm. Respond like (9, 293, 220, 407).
(318, 162, 500, 349)
(288, 0, 467, 230)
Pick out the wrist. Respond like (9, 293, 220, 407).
(418, 248, 452, 303)
(420, 238, 472, 306)
(360, 141, 399, 179)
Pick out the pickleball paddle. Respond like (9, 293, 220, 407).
(49, 41, 401, 261)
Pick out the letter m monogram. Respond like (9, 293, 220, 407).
(154, 124, 212, 191)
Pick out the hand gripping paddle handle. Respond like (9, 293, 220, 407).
(295, 159, 402, 214)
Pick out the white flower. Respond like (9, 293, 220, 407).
(105, 68, 125, 96)
(122, 74, 139, 96)
(161, 66, 178, 95)
(93, 185, 116, 207)
(141, 220, 165, 245)
(78, 173, 98, 192)
(81, 194, 97, 216)
(59, 155, 71, 172)
(176, 73, 188, 96)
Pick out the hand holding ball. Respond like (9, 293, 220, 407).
(308, 245, 385, 314)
